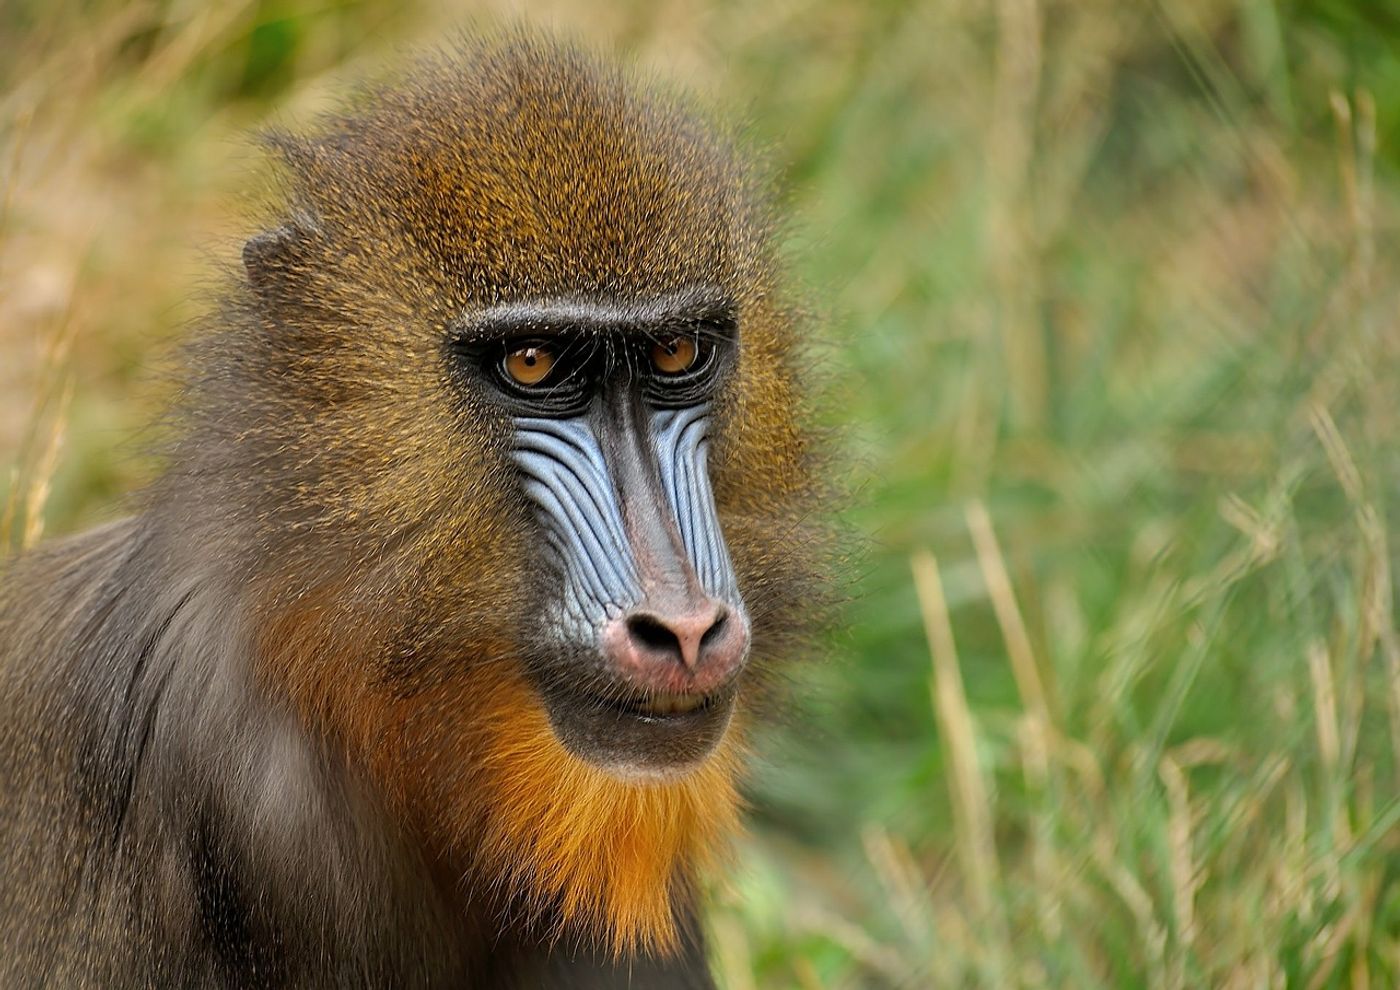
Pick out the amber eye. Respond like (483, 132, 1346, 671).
(504, 345, 555, 386)
(650, 335, 699, 375)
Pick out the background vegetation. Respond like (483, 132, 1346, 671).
(4, 1, 1400, 986)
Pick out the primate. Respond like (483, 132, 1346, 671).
(0, 33, 826, 988)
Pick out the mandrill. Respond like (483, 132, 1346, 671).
(0, 33, 828, 988)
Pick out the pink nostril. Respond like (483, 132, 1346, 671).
(625, 604, 726, 670)
(601, 597, 750, 693)
(599, 597, 751, 692)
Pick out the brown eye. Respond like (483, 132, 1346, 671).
(505, 345, 555, 386)
(650, 335, 698, 375)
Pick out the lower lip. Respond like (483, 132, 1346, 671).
(537, 681, 737, 772)
(599, 694, 715, 722)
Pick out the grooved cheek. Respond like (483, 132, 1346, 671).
(516, 424, 631, 590)
(513, 418, 642, 635)
(517, 479, 613, 602)
(651, 406, 739, 602)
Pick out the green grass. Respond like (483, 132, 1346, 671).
(4, 2, 1400, 987)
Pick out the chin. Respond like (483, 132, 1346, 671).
(436, 661, 747, 955)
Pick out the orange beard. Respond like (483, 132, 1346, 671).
(260, 597, 744, 957)
(455, 665, 744, 955)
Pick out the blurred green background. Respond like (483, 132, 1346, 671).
(4, 1, 1400, 986)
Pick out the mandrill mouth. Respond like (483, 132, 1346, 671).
(600, 689, 716, 719)
(534, 675, 739, 777)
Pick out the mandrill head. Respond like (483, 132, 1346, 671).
(183, 33, 829, 955)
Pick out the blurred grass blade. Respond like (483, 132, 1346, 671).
(910, 548, 1009, 974)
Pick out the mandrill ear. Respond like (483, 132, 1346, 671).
(242, 219, 315, 304)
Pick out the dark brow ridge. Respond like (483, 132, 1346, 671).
(449, 286, 737, 344)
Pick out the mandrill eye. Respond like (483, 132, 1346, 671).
(650, 335, 699, 375)
(504, 345, 555, 386)
(640, 325, 728, 408)
(470, 335, 596, 416)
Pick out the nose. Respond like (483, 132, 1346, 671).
(626, 601, 726, 671)
(601, 598, 750, 694)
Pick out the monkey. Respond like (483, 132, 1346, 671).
(0, 32, 827, 988)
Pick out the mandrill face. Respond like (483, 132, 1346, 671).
(231, 36, 827, 953)
(447, 288, 751, 777)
